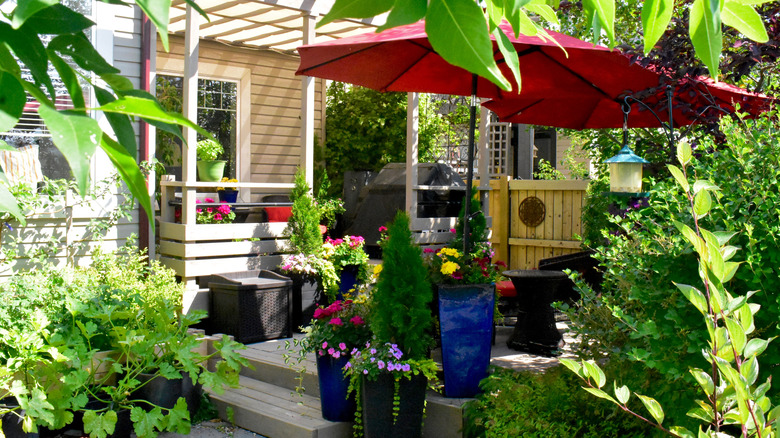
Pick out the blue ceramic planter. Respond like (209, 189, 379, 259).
(218, 190, 238, 203)
(437, 283, 495, 398)
(316, 354, 356, 422)
(338, 264, 360, 299)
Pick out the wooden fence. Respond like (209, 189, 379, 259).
(489, 178, 589, 269)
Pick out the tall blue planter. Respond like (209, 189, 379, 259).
(316, 354, 356, 422)
(337, 264, 360, 299)
(437, 283, 495, 398)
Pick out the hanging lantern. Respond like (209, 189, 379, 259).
(604, 145, 649, 194)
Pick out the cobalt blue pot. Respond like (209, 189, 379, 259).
(316, 354, 356, 422)
(337, 264, 360, 299)
(437, 283, 495, 398)
(218, 190, 238, 203)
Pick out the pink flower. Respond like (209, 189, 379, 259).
(350, 315, 365, 326)
(313, 308, 325, 319)
(206, 207, 213, 213)
(196, 199, 202, 204)
(329, 317, 343, 326)
(328, 347, 335, 355)
(217, 204, 231, 214)
(450, 228, 457, 233)
(452, 272, 463, 280)
(196, 208, 202, 213)
(423, 248, 435, 253)
(205, 198, 215, 203)
(322, 341, 328, 349)
(333, 351, 341, 358)
(339, 342, 347, 350)
(378, 226, 387, 232)
(214, 213, 223, 221)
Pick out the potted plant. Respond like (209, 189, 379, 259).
(314, 170, 344, 230)
(322, 235, 370, 299)
(346, 211, 437, 438)
(291, 298, 372, 422)
(217, 178, 239, 203)
(425, 190, 506, 398)
(195, 138, 226, 182)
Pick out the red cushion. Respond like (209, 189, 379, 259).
(496, 280, 517, 298)
(265, 207, 292, 222)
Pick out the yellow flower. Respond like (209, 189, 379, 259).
(440, 261, 460, 275)
(322, 242, 336, 257)
(438, 248, 461, 258)
(373, 264, 383, 275)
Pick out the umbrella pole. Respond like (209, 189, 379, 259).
(463, 74, 478, 255)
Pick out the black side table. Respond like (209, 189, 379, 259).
(503, 269, 568, 356)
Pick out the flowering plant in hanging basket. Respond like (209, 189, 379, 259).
(424, 244, 506, 285)
(322, 235, 371, 283)
(279, 252, 339, 297)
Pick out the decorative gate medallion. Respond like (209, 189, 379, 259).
(518, 196, 545, 227)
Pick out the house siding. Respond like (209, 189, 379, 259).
(157, 36, 323, 187)
(0, 2, 143, 280)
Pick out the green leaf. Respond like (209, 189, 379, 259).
(736, 299, 755, 333)
(582, 386, 618, 403)
(165, 398, 191, 434)
(559, 358, 584, 377)
(94, 87, 137, 157)
(0, 71, 26, 132)
(426, 0, 512, 91)
(740, 355, 758, 385)
(99, 134, 154, 231)
(20, 388, 55, 426)
(638, 394, 665, 424)
(319, 0, 395, 27)
(11, 0, 59, 29)
(583, 360, 606, 388)
(725, 317, 747, 355)
(743, 338, 771, 358)
(47, 51, 87, 110)
(642, 0, 674, 53)
(670, 426, 696, 438)
(24, 4, 95, 34)
(135, 0, 172, 51)
(689, 0, 723, 80)
(0, 44, 21, 76)
(486, 0, 504, 28)
(0, 179, 26, 225)
(48, 33, 120, 76)
(677, 140, 693, 166)
(693, 189, 712, 218)
(493, 27, 522, 93)
(525, 3, 559, 25)
(689, 368, 715, 395)
(693, 180, 720, 194)
(667, 165, 690, 192)
(131, 406, 164, 438)
(722, 1, 768, 42)
(673, 220, 705, 255)
(583, 0, 616, 45)
(83, 410, 117, 438)
(0, 22, 55, 97)
(38, 105, 101, 196)
(675, 283, 709, 315)
(378, 0, 427, 32)
(614, 382, 630, 404)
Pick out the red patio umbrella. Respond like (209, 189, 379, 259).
(297, 20, 666, 252)
(482, 74, 774, 129)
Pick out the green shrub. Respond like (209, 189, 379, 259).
(464, 365, 656, 438)
(568, 110, 780, 426)
(286, 169, 323, 255)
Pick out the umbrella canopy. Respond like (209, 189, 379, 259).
(297, 20, 663, 102)
(483, 74, 774, 129)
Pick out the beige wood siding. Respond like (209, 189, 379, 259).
(157, 36, 323, 189)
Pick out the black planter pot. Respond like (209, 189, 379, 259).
(286, 273, 320, 331)
(361, 373, 427, 438)
(1, 397, 38, 438)
(134, 372, 201, 416)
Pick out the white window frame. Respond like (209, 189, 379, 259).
(156, 58, 251, 185)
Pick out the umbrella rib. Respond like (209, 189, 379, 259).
(299, 42, 391, 73)
(501, 98, 544, 119)
(537, 49, 615, 101)
(382, 42, 436, 92)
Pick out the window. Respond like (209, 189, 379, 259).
(0, 0, 95, 185)
(155, 75, 238, 179)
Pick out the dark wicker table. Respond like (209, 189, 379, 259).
(502, 269, 568, 356)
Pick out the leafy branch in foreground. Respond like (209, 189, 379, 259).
(562, 140, 778, 438)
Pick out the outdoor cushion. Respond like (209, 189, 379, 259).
(265, 206, 292, 223)
(496, 280, 516, 298)
(0, 144, 43, 188)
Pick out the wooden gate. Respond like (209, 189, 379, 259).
(489, 178, 588, 269)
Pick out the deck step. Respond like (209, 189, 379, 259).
(208, 375, 352, 438)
